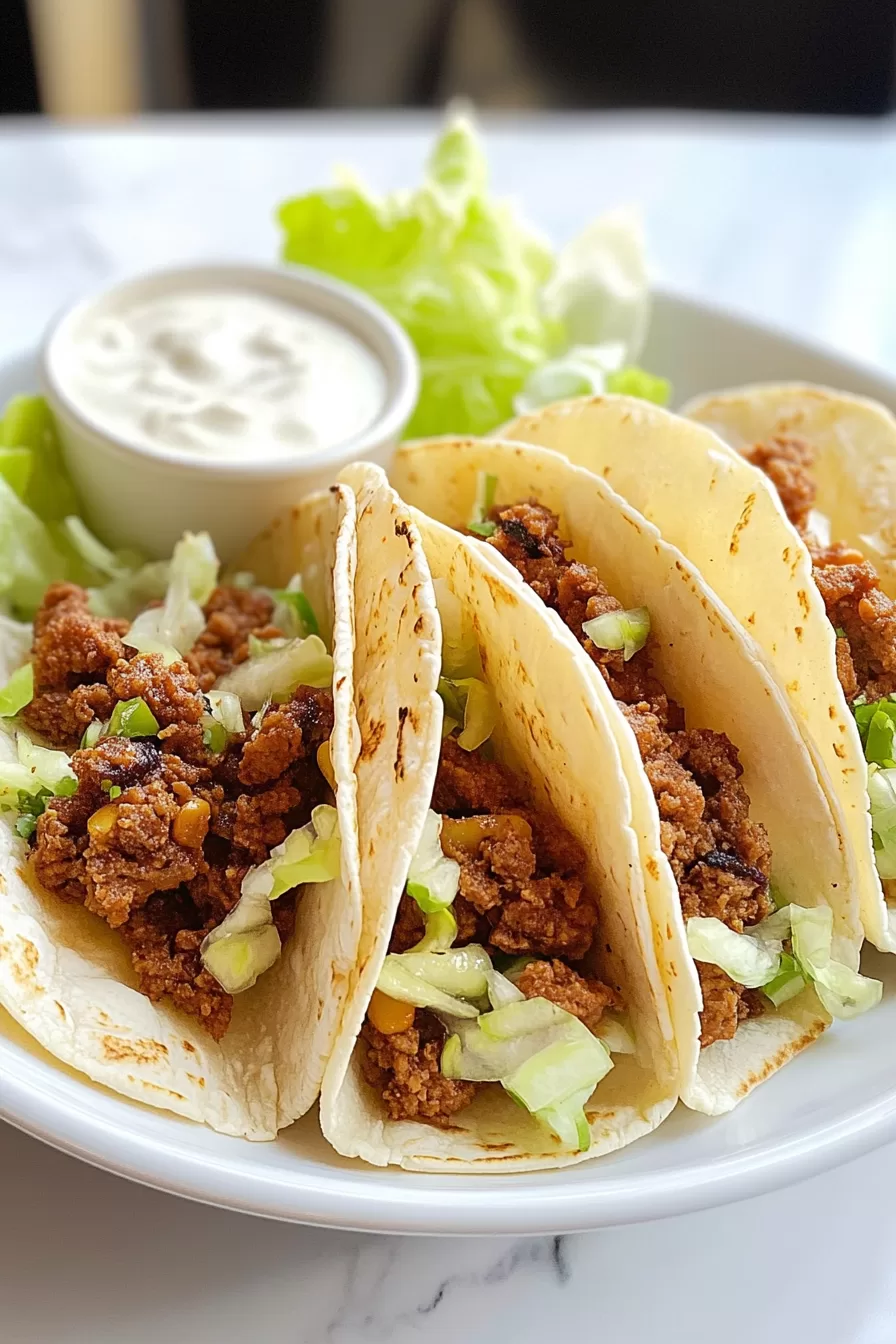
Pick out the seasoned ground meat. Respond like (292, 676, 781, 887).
(516, 958, 621, 1027)
(743, 436, 816, 534)
(239, 686, 334, 786)
(484, 498, 772, 1045)
(21, 578, 334, 1037)
(360, 1016, 477, 1124)
(812, 543, 896, 701)
(436, 745, 598, 960)
(121, 891, 232, 1040)
(696, 962, 765, 1048)
(23, 584, 128, 747)
(108, 653, 206, 728)
(369, 733, 615, 1125)
(432, 736, 527, 814)
(745, 435, 896, 704)
(185, 585, 281, 690)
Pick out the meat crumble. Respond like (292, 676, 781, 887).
(362, 737, 620, 1125)
(743, 434, 896, 706)
(22, 581, 333, 1040)
(485, 500, 773, 1047)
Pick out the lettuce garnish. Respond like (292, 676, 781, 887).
(278, 112, 667, 437)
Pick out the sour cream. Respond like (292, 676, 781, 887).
(64, 288, 388, 460)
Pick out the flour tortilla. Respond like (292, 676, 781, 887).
(503, 393, 887, 953)
(393, 436, 860, 1113)
(680, 383, 896, 951)
(0, 486, 361, 1139)
(320, 461, 678, 1169)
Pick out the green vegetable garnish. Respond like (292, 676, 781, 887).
(272, 582, 320, 639)
(583, 606, 650, 662)
(406, 810, 460, 913)
(410, 907, 458, 953)
(217, 635, 333, 709)
(0, 663, 33, 717)
(101, 781, 122, 801)
(433, 578, 481, 680)
(438, 676, 496, 751)
(201, 804, 341, 994)
(605, 366, 671, 404)
(467, 471, 498, 538)
(107, 697, 160, 739)
(686, 915, 781, 989)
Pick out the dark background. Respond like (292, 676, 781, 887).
(3, 0, 894, 118)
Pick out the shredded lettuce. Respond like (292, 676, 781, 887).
(201, 804, 341, 993)
(271, 576, 320, 639)
(867, 764, 896, 879)
(437, 675, 496, 751)
(605, 366, 671, 403)
(217, 635, 333, 710)
(583, 606, 650, 662)
(376, 958, 481, 1018)
(433, 577, 481, 679)
(410, 907, 458, 953)
(467, 471, 498, 538)
(0, 663, 33, 717)
(406, 809, 461, 913)
(278, 112, 667, 437)
(688, 906, 882, 1020)
(124, 531, 217, 657)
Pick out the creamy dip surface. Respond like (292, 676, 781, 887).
(64, 288, 388, 460)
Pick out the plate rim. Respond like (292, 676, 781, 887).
(1, 290, 895, 1235)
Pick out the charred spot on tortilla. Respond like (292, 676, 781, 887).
(729, 493, 756, 555)
(394, 706, 410, 779)
(360, 718, 386, 761)
(394, 519, 412, 543)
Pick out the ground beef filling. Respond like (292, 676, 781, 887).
(361, 738, 619, 1125)
(486, 501, 773, 1048)
(744, 434, 896, 705)
(25, 582, 333, 1039)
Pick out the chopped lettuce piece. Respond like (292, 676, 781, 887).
(0, 732, 77, 812)
(206, 690, 244, 735)
(583, 606, 650, 662)
(592, 1014, 637, 1055)
(406, 809, 460, 913)
(107, 696, 160, 739)
(686, 916, 782, 989)
(437, 676, 496, 751)
(80, 719, 105, 749)
(202, 805, 341, 993)
(410, 907, 458, 953)
(485, 967, 525, 1009)
(761, 952, 806, 1008)
(216, 634, 333, 709)
(467, 471, 498, 538)
(124, 532, 217, 657)
(61, 516, 128, 580)
(479, 995, 569, 1039)
(0, 663, 33, 717)
(605, 366, 671, 404)
(433, 577, 481, 679)
(789, 904, 882, 1018)
(272, 576, 320, 639)
(376, 957, 480, 1018)
(200, 881, 282, 994)
(242, 804, 341, 903)
(396, 944, 491, 1001)
(0, 395, 80, 522)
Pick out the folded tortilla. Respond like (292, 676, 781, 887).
(320, 461, 679, 1169)
(392, 436, 861, 1114)
(680, 383, 896, 952)
(503, 393, 887, 952)
(0, 487, 361, 1139)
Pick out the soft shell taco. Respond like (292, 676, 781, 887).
(681, 383, 896, 952)
(392, 436, 880, 1115)
(0, 487, 360, 1139)
(320, 461, 680, 1169)
(502, 394, 891, 954)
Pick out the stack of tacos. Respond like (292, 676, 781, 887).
(0, 389, 888, 1166)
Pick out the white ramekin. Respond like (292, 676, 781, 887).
(41, 262, 419, 561)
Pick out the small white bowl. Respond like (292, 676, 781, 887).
(41, 262, 419, 560)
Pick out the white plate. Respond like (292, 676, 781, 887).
(2, 290, 896, 1235)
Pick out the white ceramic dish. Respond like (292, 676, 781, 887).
(3, 288, 896, 1235)
(41, 263, 419, 561)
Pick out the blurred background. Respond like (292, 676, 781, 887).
(2, 0, 894, 120)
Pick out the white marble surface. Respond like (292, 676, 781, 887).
(3, 110, 896, 1341)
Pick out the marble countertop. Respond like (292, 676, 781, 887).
(2, 110, 896, 1343)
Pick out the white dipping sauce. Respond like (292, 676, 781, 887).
(65, 288, 387, 460)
